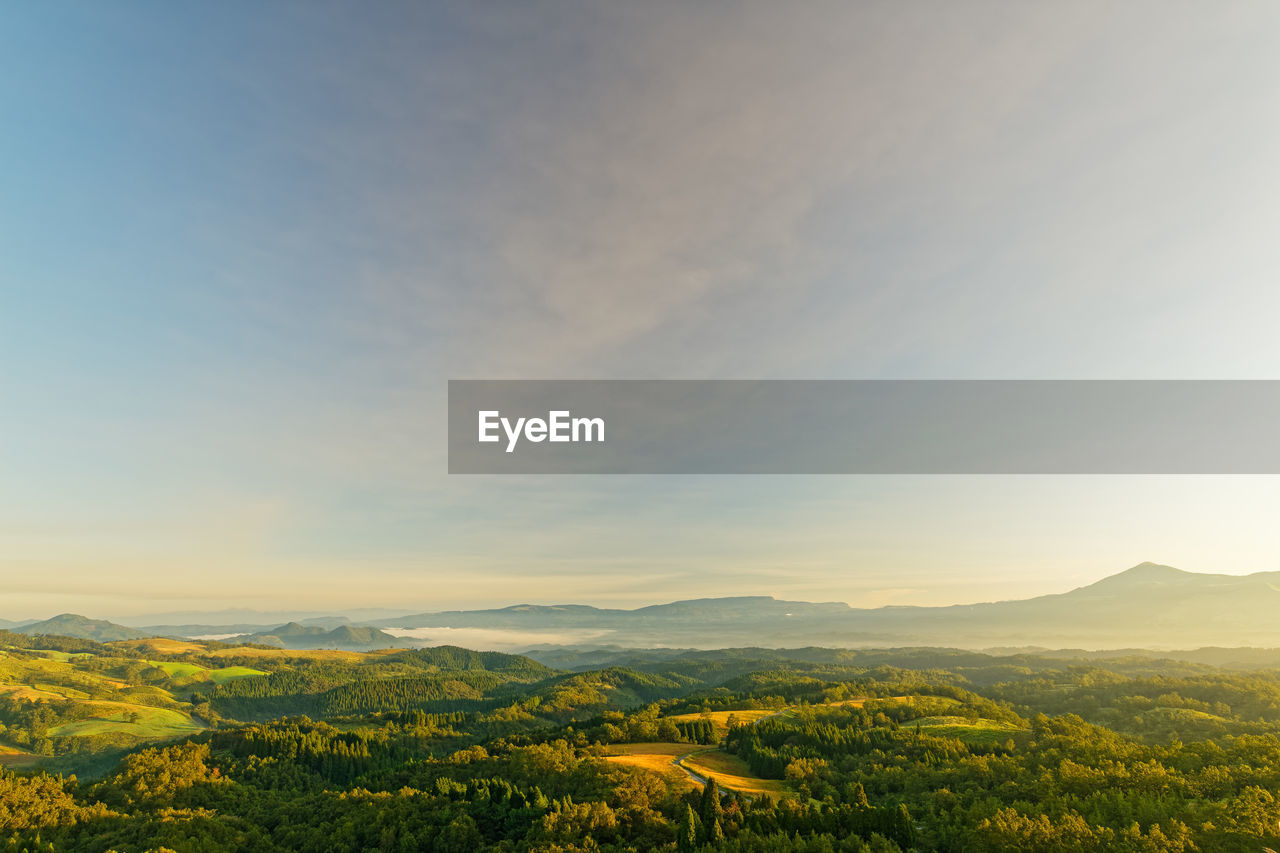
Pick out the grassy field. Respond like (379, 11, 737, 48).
(144, 660, 267, 684)
(146, 660, 206, 678)
(22, 650, 96, 663)
(602, 742, 791, 798)
(830, 694, 922, 709)
(47, 702, 204, 739)
(0, 647, 220, 753)
(680, 749, 791, 798)
(207, 665, 268, 683)
(907, 715, 1025, 745)
(0, 683, 76, 701)
(665, 709, 777, 738)
(603, 742, 698, 788)
(609, 698, 934, 797)
(113, 638, 206, 655)
(0, 655, 106, 696)
(32, 682, 90, 700)
(0, 744, 40, 768)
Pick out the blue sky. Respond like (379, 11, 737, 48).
(3, 2, 1280, 618)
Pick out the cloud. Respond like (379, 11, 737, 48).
(383, 626, 613, 651)
(6, 2, 1280, 614)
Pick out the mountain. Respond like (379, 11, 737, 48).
(382, 596, 848, 631)
(138, 616, 354, 638)
(27, 564, 1277, 651)
(845, 562, 1280, 648)
(238, 622, 403, 651)
(117, 607, 419, 626)
(374, 564, 1280, 650)
(134, 623, 294, 639)
(15, 614, 151, 642)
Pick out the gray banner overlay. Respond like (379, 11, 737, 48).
(448, 380, 1280, 474)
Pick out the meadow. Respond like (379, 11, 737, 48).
(47, 703, 204, 738)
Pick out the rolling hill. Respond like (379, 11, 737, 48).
(237, 622, 403, 651)
(14, 614, 151, 642)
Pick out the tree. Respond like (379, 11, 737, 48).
(678, 804, 700, 852)
(436, 815, 483, 853)
(658, 718, 682, 742)
(701, 777, 723, 826)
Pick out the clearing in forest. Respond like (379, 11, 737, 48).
(603, 742, 697, 787)
(664, 709, 777, 738)
(603, 742, 791, 798)
(679, 749, 791, 798)
(905, 715, 1025, 745)
(47, 702, 204, 739)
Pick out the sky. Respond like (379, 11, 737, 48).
(2, 1, 1280, 619)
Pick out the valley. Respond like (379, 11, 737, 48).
(4, 620, 1280, 849)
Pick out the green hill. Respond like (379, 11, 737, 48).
(15, 614, 150, 643)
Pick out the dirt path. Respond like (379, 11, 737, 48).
(672, 748, 716, 787)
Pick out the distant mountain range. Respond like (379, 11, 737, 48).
(8, 563, 1280, 651)
(127, 607, 419, 625)
(5, 615, 402, 651)
(138, 616, 357, 638)
(364, 563, 1280, 650)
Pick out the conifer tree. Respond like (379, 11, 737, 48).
(678, 804, 700, 852)
(701, 777, 723, 826)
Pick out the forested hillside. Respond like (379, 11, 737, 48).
(5, 631, 1280, 850)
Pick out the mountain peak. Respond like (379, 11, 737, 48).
(1120, 562, 1186, 578)
(1074, 562, 1194, 592)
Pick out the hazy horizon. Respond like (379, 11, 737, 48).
(5, 2, 1280, 616)
(0, 559, 1266, 624)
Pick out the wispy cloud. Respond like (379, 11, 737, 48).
(4, 2, 1280, 615)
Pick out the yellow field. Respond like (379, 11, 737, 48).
(605, 742, 692, 758)
(603, 742, 697, 787)
(602, 742, 791, 798)
(112, 638, 207, 655)
(665, 709, 777, 737)
(681, 749, 791, 798)
(0, 683, 69, 701)
(0, 745, 39, 768)
(608, 700, 918, 798)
